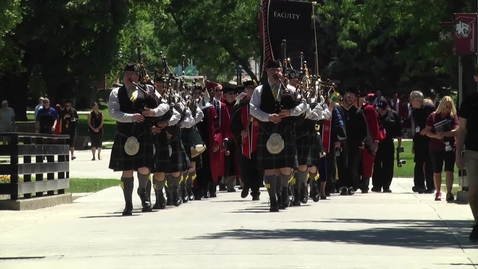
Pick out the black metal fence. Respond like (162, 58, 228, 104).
(0, 132, 70, 200)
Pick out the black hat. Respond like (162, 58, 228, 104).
(124, 63, 138, 72)
(265, 59, 281, 69)
(223, 87, 236, 94)
(344, 87, 358, 96)
(287, 70, 300, 79)
(243, 80, 257, 88)
(236, 86, 245, 93)
(377, 97, 389, 109)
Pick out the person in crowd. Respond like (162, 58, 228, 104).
(35, 98, 58, 134)
(456, 70, 478, 242)
(59, 99, 79, 160)
(424, 96, 459, 202)
(409, 90, 435, 194)
(34, 97, 44, 120)
(88, 102, 104, 160)
(0, 100, 16, 144)
(372, 97, 403, 192)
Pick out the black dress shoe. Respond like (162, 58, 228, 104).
(425, 188, 435, 194)
(339, 188, 348, 195)
(382, 189, 392, 193)
(252, 195, 260, 201)
(241, 188, 249, 198)
(371, 187, 381, 192)
(347, 187, 355, 195)
(122, 202, 133, 216)
(269, 198, 279, 212)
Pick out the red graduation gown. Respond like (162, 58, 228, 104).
(206, 105, 225, 181)
(361, 103, 381, 177)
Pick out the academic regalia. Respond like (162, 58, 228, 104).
(194, 103, 224, 199)
(359, 98, 380, 192)
(59, 107, 79, 148)
(337, 92, 369, 195)
(231, 95, 263, 200)
(319, 105, 346, 195)
(219, 88, 240, 191)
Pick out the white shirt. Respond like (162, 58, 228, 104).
(108, 85, 170, 123)
(250, 83, 306, 122)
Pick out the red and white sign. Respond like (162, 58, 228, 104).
(454, 13, 477, 55)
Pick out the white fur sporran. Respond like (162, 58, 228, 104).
(124, 136, 140, 156)
(266, 133, 285, 154)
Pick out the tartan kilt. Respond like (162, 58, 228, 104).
(152, 131, 171, 173)
(309, 131, 325, 167)
(166, 132, 192, 173)
(109, 123, 154, 172)
(257, 124, 298, 170)
(180, 127, 203, 170)
(296, 130, 311, 166)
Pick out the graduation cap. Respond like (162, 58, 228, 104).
(223, 87, 236, 94)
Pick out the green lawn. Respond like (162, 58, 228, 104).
(393, 140, 461, 183)
(0, 177, 120, 194)
(68, 178, 120, 193)
(27, 103, 117, 142)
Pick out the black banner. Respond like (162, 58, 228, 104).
(263, 0, 313, 72)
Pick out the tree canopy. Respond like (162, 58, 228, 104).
(0, 0, 469, 119)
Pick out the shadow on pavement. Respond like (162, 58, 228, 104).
(188, 218, 475, 249)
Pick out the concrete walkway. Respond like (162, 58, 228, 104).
(0, 177, 477, 268)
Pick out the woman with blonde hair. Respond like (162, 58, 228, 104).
(424, 96, 459, 202)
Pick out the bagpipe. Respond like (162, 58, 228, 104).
(279, 39, 341, 109)
(151, 49, 207, 157)
(132, 42, 161, 113)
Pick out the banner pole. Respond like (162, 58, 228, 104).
(459, 56, 463, 107)
(312, 1, 319, 76)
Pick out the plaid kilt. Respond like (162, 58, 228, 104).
(180, 127, 203, 170)
(309, 131, 325, 167)
(109, 123, 154, 172)
(257, 123, 298, 170)
(152, 131, 171, 173)
(295, 129, 311, 166)
(166, 132, 192, 173)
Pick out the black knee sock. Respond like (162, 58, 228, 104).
(121, 177, 134, 204)
(188, 171, 196, 186)
(279, 173, 292, 188)
(170, 174, 181, 187)
(264, 175, 277, 199)
(137, 173, 149, 189)
(153, 178, 165, 191)
(296, 170, 308, 187)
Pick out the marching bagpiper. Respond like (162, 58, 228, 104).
(108, 63, 170, 216)
(250, 59, 306, 212)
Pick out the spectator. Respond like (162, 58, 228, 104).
(34, 97, 44, 120)
(59, 100, 79, 160)
(35, 98, 58, 134)
(0, 100, 16, 144)
(88, 102, 104, 160)
(424, 96, 459, 202)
